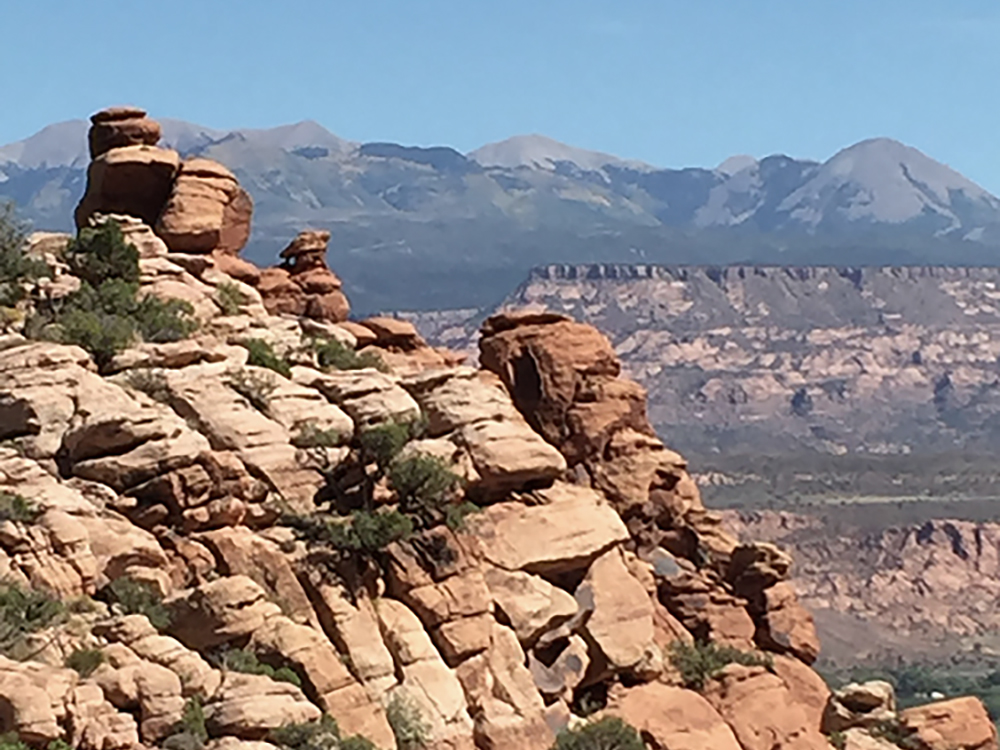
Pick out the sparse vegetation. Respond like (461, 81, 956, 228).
(0, 202, 47, 310)
(390, 453, 463, 523)
(292, 422, 344, 449)
(286, 510, 414, 555)
(551, 717, 645, 750)
(104, 577, 171, 630)
(26, 221, 197, 369)
(240, 338, 292, 377)
(870, 721, 921, 750)
(226, 367, 278, 412)
(0, 582, 65, 654)
(269, 715, 374, 750)
(386, 693, 430, 750)
(827, 731, 846, 750)
(66, 647, 106, 677)
(669, 640, 773, 691)
(216, 281, 247, 315)
(310, 336, 387, 373)
(217, 647, 302, 687)
(179, 695, 209, 744)
(0, 491, 41, 524)
(123, 369, 172, 404)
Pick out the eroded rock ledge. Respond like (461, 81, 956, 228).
(0, 105, 993, 750)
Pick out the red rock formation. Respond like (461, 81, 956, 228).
(479, 309, 821, 667)
(75, 143, 180, 229)
(901, 697, 997, 750)
(88, 106, 162, 158)
(155, 158, 253, 255)
(256, 230, 351, 323)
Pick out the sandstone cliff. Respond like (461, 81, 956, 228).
(0, 109, 992, 750)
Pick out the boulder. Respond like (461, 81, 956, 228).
(757, 581, 821, 664)
(165, 575, 283, 651)
(88, 106, 162, 158)
(703, 664, 832, 750)
(823, 681, 897, 733)
(575, 548, 656, 674)
(455, 622, 553, 750)
(291, 367, 421, 430)
(483, 566, 578, 646)
(155, 158, 253, 255)
(198, 527, 317, 625)
(771, 655, 831, 732)
(204, 671, 321, 739)
(75, 145, 180, 228)
(359, 317, 424, 350)
(900, 697, 997, 750)
(608, 682, 742, 750)
(467, 484, 629, 576)
(375, 598, 475, 748)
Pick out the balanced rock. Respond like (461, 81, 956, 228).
(258, 230, 350, 323)
(75, 144, 180, 229)
(89, 106, 162, 158)
(155, 158, 253, 255)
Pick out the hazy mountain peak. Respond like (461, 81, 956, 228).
(778, 136, 1000, 227)
(0, 120, 89, 168)
(716, 154, 758, 176)
(468, 134, 652, 172)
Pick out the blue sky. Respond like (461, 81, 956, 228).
(4, 0, 1000, 191)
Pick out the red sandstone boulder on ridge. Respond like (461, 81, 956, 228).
(900, 697, 998, 750)
(155, 158, 253, 255)
(74, 144, 180, 229)
(257, 230, 350, 323)
(88, 106, 162, 158)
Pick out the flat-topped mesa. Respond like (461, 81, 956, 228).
(257, 229, 351, 322)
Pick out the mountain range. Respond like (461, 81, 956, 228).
(4, 116, 1000, 312)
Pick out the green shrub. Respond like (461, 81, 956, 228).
(390, 454, 462, 519)
(870, 721, 921, 750)
(669, 640, 773, 690)
(326, 510, 414, 553)
(227, 368, 277, 412)
(552, 717, 644, 750)
(358, 420, 418, 471)
(27, 221, 196, 368)
(292, 423, 344, 449)
(0, 491, 41, 524)
(0, 734, 29, 750)
(386, 693, 429, 750)
(340, 736, 378, 750)
(218, 648, 302, 688)
(828, 731, 846, 750)
(311, 336, 387, 373)
(180, 695, 208, 743)
(66, 647, 106, 677)
(444, 501, 479, 531)
(216, 282, 247, 316)
(105, 578, 172, 630)
(56, 298, 137, 369)
(0, 202, 47, 308)
(270, 715, 342, 750)
(0, 582, 65, 654)
(132, 294, 197, 343)
(64, 220, 139, 286)
(123, 369, 172, 404)
(240, 338, 292, 377)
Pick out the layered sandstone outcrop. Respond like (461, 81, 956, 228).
(1, 105, 995, 750)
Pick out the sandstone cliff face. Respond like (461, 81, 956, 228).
(403, 263, 1000, 455)
(0, 107, 994, 750)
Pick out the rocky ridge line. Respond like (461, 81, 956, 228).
(0, 107, 993, 750)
